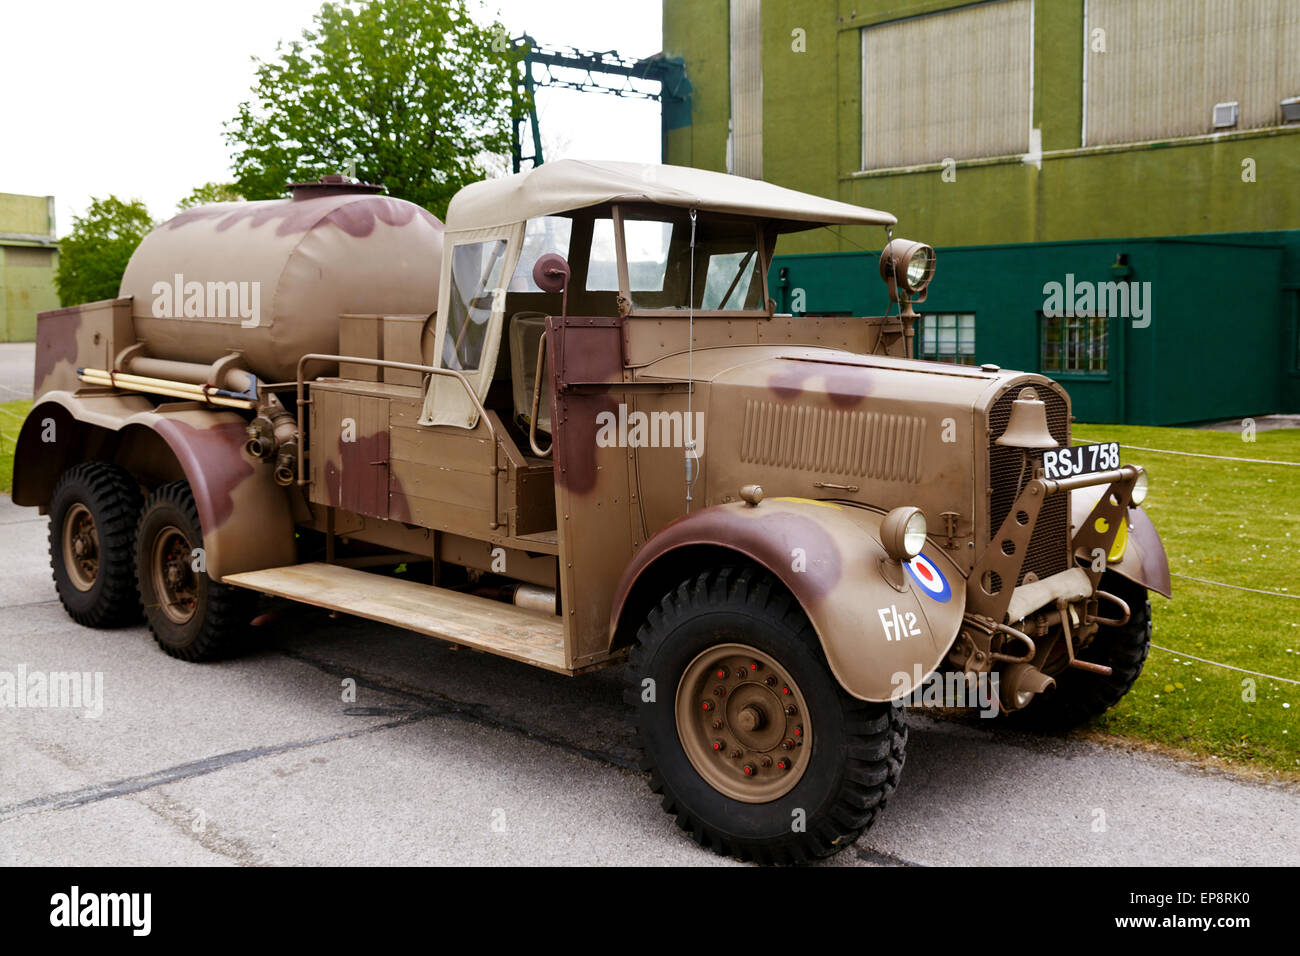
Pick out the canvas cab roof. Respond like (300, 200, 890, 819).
(444, 159, 897, 234)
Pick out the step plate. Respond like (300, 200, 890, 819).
(225, 562, 570, 673)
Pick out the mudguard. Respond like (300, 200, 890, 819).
(610, 497, 966, 701)
(1071, 485, 1172, 598)
(12, 390, 296, 581)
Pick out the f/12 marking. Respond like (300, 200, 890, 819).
(878, 604, 922, 642)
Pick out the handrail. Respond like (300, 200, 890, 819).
(294, 353, 501, 529)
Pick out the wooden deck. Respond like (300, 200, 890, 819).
(225, 562, 570, 673)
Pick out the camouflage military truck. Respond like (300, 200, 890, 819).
(13, 161, 1170, 863)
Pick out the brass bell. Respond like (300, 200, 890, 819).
(995, 388, 1058, 449)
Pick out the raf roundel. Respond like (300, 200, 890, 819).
(905, 553, 951, 602)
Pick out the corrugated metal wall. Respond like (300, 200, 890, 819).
(1086, 0, 1300, 146)
(861, 0, 1033, 170)
(729, 0, 763, 179)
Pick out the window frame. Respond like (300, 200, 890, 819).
(916, 311, 978, 366)
(611, 204, 773, 319)
(1038, 310, 1113, 380)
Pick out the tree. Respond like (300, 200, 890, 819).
(177, 182, 244, 210)
(54, 197, 154, 307)
(225, 0, 521, 217)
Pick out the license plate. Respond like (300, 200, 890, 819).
(1042, 442, 1120, 480)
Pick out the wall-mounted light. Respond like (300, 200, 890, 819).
(1212, 101, 1239, 129)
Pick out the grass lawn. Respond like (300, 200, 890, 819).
(1073, 423, 1299, 776)
(0, 399, 33, 495)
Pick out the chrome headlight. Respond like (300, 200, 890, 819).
(881, 506, 927, 562)
(1131, 469, 1149, 506)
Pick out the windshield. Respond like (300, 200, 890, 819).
(603, 209, 765, 313)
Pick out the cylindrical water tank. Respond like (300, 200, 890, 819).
(118, 180, 444, 383)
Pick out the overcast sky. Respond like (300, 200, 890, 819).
(1, 0, 663, 236)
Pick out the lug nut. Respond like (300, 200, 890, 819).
(793, 726, 803, 738)
(782, 686, 792, 696)
(781, 738, 795, 750)
(711, 719, 723, 730)
(713, 685, 726, 697)
(765, 675, 777, 686)
(742, 764, 756, 776)
(735, 668, 747, 679)
(715, 667, 727, 679)
(777, 758, 791, 771)
(760, 756, 773, 768)
(701, 700, 714, 712)
(750, 661, 762, 671)
(729, 749, 742, 759)
(712, 739, 725, 752)
(785, 705, 797, 716)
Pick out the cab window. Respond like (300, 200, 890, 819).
(443, 239, 507, 372)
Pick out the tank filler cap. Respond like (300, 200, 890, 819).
(289, 174, 386, 200)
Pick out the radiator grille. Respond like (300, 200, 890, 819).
(739, 400, 925, 483)
(988, 386, 1071, 585)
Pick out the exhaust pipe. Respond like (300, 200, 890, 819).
(511, 584, 558, 615)
(999, 662, 1056, 711)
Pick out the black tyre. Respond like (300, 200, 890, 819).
(1015, 572, 1152, 730)
(48, 461, 143, 628)
(135, 480, 254, 662)
(624, 566, 906, 864)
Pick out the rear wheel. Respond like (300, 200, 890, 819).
(1016, 572, 1152, 730)
(625, 566, 906, 864)
(48, 462, 143, 628)
(136, 480, 254, 662)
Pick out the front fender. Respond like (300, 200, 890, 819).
(1071, 486, 1171, 598)
(13, 391, 296, 581)
(610, 497, 966, 701)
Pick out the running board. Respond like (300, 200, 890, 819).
(224, 562, 571, 674)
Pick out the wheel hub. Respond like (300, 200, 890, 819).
(151, 525, 198, 625)
(61, 503, 99, 592)
(676, 643, 812, 803)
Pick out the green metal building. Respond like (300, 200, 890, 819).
(0, 192, 60, 342)
(661, 0, 1300, 424)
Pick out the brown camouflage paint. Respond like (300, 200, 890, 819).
(150, 418, 254, 529)
(164, 195, 439, 238)
(323, 429, 392, 518)
(32, 307, 81, 395)
(768, 359, 874, 409)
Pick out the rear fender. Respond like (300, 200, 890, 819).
(13, 391, 295, 581)
(610, 497, 966, 701)
(1071, 485, 1171, 597)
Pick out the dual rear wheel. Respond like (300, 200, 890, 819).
(48, 464, 252, 660)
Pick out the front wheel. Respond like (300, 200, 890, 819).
(136, 481, 254, 662)
(624, 566, 906, 864)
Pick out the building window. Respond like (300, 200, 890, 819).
(860, 0, 1032, 170)
(918, 313, 976, 365)
(1085, 0, 1300, 146)
(1040, 313, 1109, 376)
